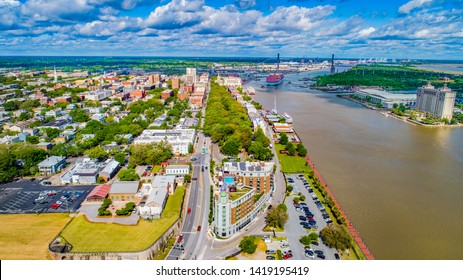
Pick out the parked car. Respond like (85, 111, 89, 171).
(177, 234, 183, 243)
(305, 250, 315, 258)
(334, 253, 340, 260)
(265, 250, 276, 254)
(197, 225, 201, 231)
(50, 203, 60, 209)
(266, 256, 275, 260)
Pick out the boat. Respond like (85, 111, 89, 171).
(266, 53, 284, 86)
(246, 86, 255, 95)
(283, 112, 293, 123)
(266, 74, 285, 86)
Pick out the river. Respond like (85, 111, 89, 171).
(248, 72, 463, 260)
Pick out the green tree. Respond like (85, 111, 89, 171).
(26, 136, 40, 144)
(118, 168, 140, 181)
(286, 142, 296, 156)
(239, 236, 257, 254)
(19, 99, 40, 110)
(114, 152, 126, 164)
(286, 184, 293, 193)
(320, 225, 353, 251)
(130, 142, 172, 165)
(3, 101, 19, 111)
(84, 146, 108, 162)
(221, 137, 240, 156)
(18, 112, 32, 121)
(265, 207, 289, 229)
(70, 108, 90, 122)
(43, 128, 61, 139)
(296, 143, 307, 157)
(0, 146, 17, 183)
(279, 132, 288, 145)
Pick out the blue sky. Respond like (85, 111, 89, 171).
(0, 0, 462, 59)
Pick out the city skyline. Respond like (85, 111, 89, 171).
(0, 0, 462, 59)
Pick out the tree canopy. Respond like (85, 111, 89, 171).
(320, 225, 353, 251)
(130, 142, 173, 165)
(204, 80, 252, 153)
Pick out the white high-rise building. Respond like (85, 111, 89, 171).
(416, 83, 456, 120)
(186, 68, 197, 84)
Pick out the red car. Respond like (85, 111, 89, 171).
(177, 234, 183, 243)
(283, 253, 293, 260)
(50, 203, 60, 209)
(197, 225, 201, 231)
(187, 208, 191, 214)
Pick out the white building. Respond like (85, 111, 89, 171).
(138, 185, 168, 219)
(354, 89, 417, 109)
(185, 68, 197, 84)
(165, 165, 190, 176)
(416, 83, 456, 120)
(85, 90, 112, 101)
(134, 129, 195, 155)
(152, 175, 177, 194)
(214, 187, 269, 238)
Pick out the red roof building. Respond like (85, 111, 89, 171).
(86, 184, 111, 202)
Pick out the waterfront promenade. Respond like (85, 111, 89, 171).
(305, 154, 375, 260)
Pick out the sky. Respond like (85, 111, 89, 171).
(0, 0, 462, 59)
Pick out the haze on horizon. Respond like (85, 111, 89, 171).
(0, 0, 462, 60)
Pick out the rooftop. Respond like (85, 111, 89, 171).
(38, 156, 66, 167)
(110, 181, 140, 194)
(152, 175, 176, 188)
(358, 89, 417, 100)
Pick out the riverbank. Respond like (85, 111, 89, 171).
(337, 94, 463, 128)
(303, 155, 375, 260)
(249, 93, 371, 260)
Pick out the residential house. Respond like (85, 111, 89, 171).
(38, 156, 66, 175)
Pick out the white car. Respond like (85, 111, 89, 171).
(56, 201, 63, 205)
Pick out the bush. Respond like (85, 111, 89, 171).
(98, 198, 112, 216)
(116, 202, 136, 216)
(276, 249, 283, 260)
(239, 236, 257, 254)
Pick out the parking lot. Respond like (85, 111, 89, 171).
(284, 173, 339, 260)
(0, 180, 95, 214)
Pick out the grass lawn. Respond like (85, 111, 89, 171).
(60, 186, 185, 252)
(275, 144, 311, 173)
(151, 165, 162, 174)
(229, 188, 251, 201)
(0, 213, 71, 260)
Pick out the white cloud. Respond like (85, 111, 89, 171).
(359, 27, 376, 37)
(0, 0, 20, 7)
(145, 0, 206, 29)
(235, 0, 256, 9)
(257, 5, 336, 32)
(398, 0, 433, 14)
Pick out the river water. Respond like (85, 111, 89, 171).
(248, 72, 463, 260)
